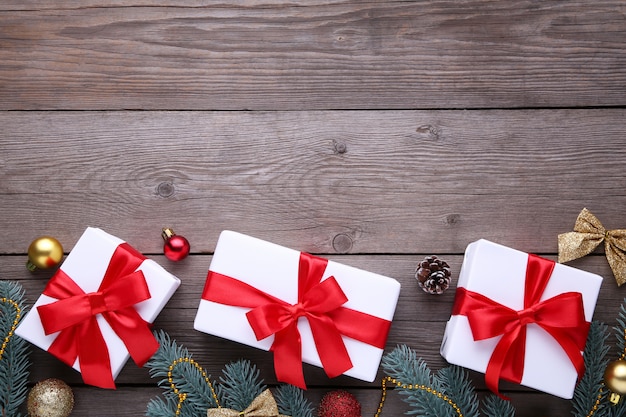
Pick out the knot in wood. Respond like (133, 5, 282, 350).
(332, 233, 353, 253)
(157, 181, 175, 198)
(333, 140, 347, 154)
(445, 214, 461, 225)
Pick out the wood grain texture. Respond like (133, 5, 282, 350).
(1, 110, 625, 255)
(2, 1, 626, 416)
(1, 1, 626, 110)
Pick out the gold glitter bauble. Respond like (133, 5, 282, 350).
(26, 236, 64, 271)
(27, 378, 74, 417)
(604, 359, 626, 395)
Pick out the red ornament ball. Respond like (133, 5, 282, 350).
(318, 390, 361, 417)
(162, 228, 190, 261)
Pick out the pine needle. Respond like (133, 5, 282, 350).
(0, 281, 31, 417)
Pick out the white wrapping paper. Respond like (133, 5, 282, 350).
(194, 230, 401, 383)
(440, 239, 602, 399)
(16, 227, 181, 381)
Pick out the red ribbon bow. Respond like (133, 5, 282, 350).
(202, 252, 391, 389)
(452, 254, 588, 398)
(37, 243, 159, 389)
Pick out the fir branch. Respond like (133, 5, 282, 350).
(274, 384, 314, 417)
(435, 365, 479, 417)
(145, 330, 218, 417)
(0, 281, 30, 417)
(145, 331, 312, 417)
(482, 394, 515, 417)
(146, 395, 182, 417)
(614, 298, 626, 357)
(216, 359, 265, 410)
(572, 321, 610, 417)
(381, 345, 462, 417)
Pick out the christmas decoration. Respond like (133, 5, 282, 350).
(16, 227, 181, 389)
(441, 239, 602, 399)
(0, 281, 31, 417)
(377, 324, 616, 417)
(570, 298, 626, 417)
(318, 390, 361, 417)
(605, 360, 626, 404)
(207, 389, 288, 416)
(354, 296, 626, 417)
(377, 344, 486, 417)
(26, 378, 74, 417)
(415, 255, 451, 294)
(145, 330, 314, 417)
(162, 228, 190, 261)
(26, 236, 63, 271)
(599, 299, 626, 408)
(558, 208, 626, 286)
(195, 230, 400, 389)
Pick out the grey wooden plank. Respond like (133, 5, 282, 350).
(1, 0, 353, 8)
(1, 1, 625, 110)
(1, 110, 625, 254)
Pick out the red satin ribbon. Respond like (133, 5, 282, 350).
(37, 243, 159, 389)
(201, 252, 391, 389)
(452, 254, 588, 398)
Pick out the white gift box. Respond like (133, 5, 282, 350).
(16, 227, 181, 383)
(194, 230, 401, 384)
(440, 239, 602, 399)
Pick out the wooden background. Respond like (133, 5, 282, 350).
(1, 1, 626, 415)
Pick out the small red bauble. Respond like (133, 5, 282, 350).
(318, 389, 361, 417)
(162, 228, 190, 261)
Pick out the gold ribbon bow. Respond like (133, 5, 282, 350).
(558, 208, 626, 286)
(207, 389, 289, 417)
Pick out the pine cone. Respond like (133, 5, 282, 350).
(415, 255, 451, 295)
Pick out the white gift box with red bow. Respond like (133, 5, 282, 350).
(16, 227, 181, 386)
(194, 231, 401, 387)
(440, 239, 602, 399)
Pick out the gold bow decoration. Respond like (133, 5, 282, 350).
(207, 389, 290, 417)
(558, 208, 626, 286)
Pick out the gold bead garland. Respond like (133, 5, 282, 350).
(585, 392, 603, 417)
(168, 357, 220, 416)
(0, 297, 21, 362)
(374, 376, 463, 417)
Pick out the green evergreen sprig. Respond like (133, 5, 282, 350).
(481, 394, 515, 417)
(381, 344, 470, 417)
(216, 359, 265, 410)
(381, 345, 517, 417)
(274, 384, 314, 417)
(572, 321, 610, 417)
(146, 330, 218, 417)
(435, 365, 479, 417)
(145, 330, 314, 417)
(614, 298, 626, 362)
(0, 281, 30, 417)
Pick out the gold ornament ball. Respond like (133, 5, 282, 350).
(604, 359, 626, 394)
(26, 236, 64, 271)
(27, 378, 74, 417)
